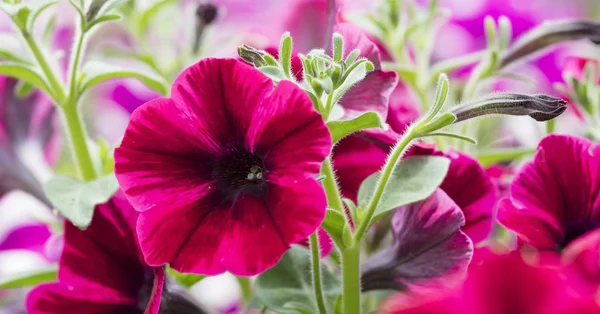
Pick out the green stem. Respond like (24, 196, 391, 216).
(22, 20, 96, 182)
(22, 33, 66, 103)
(341, 245, 361, 314)
(61, 104, 97, 181)
(353, 128, 416, 241)
(321, 157, 345, 213)
(310, 232, 328, 314)
(67, 26, 86, 103)
(235, 276, 252, 305)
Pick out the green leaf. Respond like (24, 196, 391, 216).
(255, 246, 341, 314)
(86, 13, 121, 30)
(416, 112, 456, 134)
(332, 33, 344, 62)
(0, 48, 30, 64)
(420, 132, 477, 144)
(357, 156, 450, 222)
(327, 111, 384, 142)
(0, 264, 57, 289)
(332, 59, 372, 105)
(279, 32, 293, 80)
(137, 0, 177, 36)
(321, 208, 347, 249)
(13, 6, 31, 30)
(27, 0, 58, 31)
(425, 73, 449, 121)
(258, 65, 286, 82)
(0, 62, 51, 94)
(476, 147, 536, 167)
(15, 80, 34, 97)
(45, 174, 119, 229)
(79, 61, 168, 95)
(166, 267, 205, 288)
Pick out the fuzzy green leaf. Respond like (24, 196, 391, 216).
(358, 156, 450, 223)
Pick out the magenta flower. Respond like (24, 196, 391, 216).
(381, 253, 599, 314)
(562, 229, 600, 285)
(115, 58, 331, 276)
(335, 23, 399, 122)
(334, 142, 496, 243)
(497, 134, 600, 251)
(26, 192, 166, 314)
(361, 189, 473, 292)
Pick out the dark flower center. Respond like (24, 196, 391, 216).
(212, 146, 265, 195)
(558, 221, 600, 251)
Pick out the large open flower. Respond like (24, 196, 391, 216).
(115, 58, 331, 276)
(26, 192, 166, 314)
(497, 134, 600, 251)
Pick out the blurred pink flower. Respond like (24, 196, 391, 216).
(498, 134, 600, 251)
(380, 252, 599, 314)
(115, 58, 331, 276)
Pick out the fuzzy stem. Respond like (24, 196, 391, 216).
(353, 127, 416, 241)
(321, 157, 345, 212)
(22, 23, 96, 182)
(310, 232, 328, 314)
(341, 245, 361, 314)
(22, 33, 65, 103)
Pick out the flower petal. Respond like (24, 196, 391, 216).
(170, 58, 273, 144)
(362, 189, 473, 292)
(410, 146, 496, 243)
(498, 135, 600, 249)
(340, 70, 398, 121)
(562, 229, 600, 284)
(58, 192, 145, 298)
(26, 283, 138, 314)
(334, 23, 382, 68)
(248, 80, 331, 177)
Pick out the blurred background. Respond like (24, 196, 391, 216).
(0, 0, 599, 313)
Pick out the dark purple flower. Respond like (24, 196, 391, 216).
(361, 189, 473, 292)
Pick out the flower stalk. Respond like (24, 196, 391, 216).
(310, 232, 328, 314)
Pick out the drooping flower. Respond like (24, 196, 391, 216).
(380, 253, 599, 314)
(115, 58, 331, 276)
(26, 192, 168, 314)
(361, 189, 473, 292)
(497, 134, 600, 251)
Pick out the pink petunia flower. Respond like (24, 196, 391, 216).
(26, 192, 167, 314)
(114, 58, 331, 276)
(497, 134, 600, 251)
(380, 252, 599, 314)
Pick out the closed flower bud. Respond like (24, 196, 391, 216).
(501, 20, 600, 68)
(450, 93, 567, 123)
(196, 2, 218, 26)
(238, 44, 268, 67)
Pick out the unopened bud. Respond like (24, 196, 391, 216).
(501, 20, 600, 69)
(238, 45, 268, 67)
(196, 3, 218, 25)
(450, 93, 567, 123)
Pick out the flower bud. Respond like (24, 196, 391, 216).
(501, 20, 600, 69)
(450, 93, 567, 123)
(196, 2, 218, 26)
(237, 44, 268, 67)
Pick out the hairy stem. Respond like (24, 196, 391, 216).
(310, 232, 328, 314)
